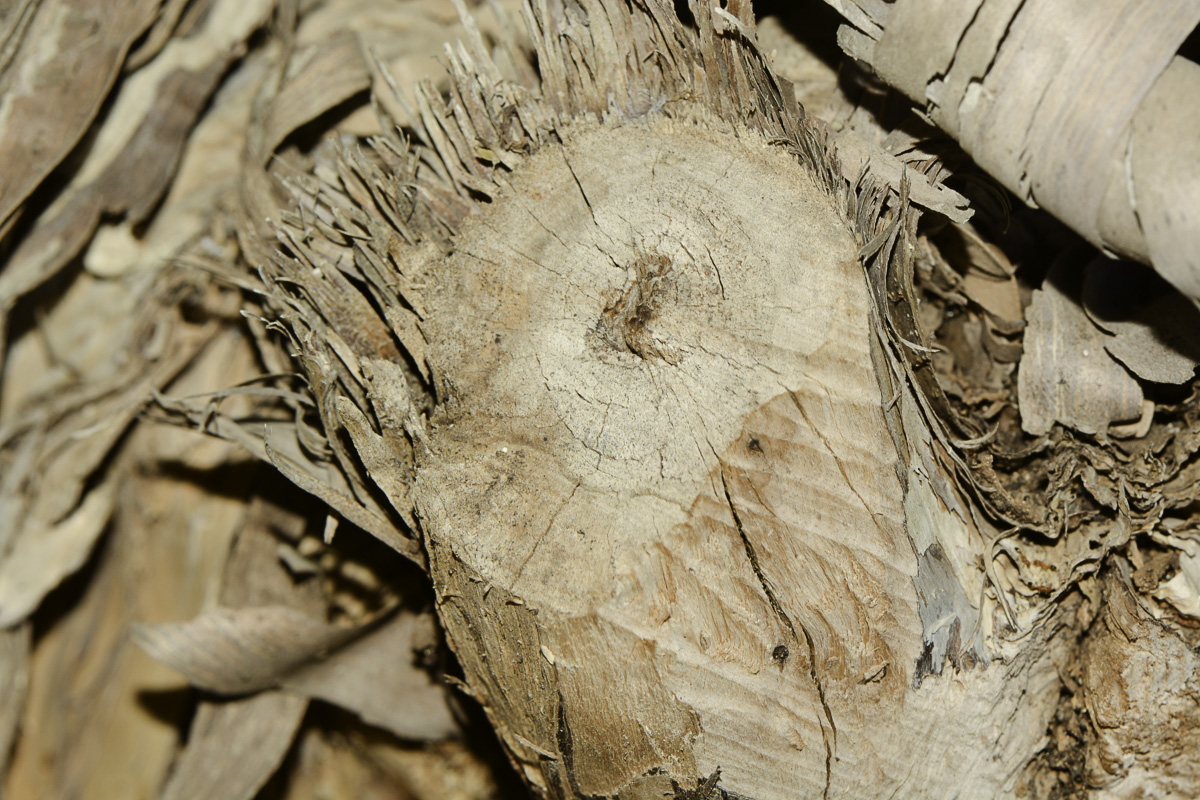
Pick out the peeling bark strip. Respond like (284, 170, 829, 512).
(828, 0, 1200, 301)
(241, 0, 1100, 797)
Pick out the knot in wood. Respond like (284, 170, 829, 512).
(596, 250, 679, 363)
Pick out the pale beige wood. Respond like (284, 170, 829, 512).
(414, 121, 910, 797)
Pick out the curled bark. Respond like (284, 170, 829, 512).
(828, 0, 1200, 302)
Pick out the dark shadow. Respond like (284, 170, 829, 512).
(433, 619, 530, 798)
(29, 522, 112, 648)
(135, 686, 197, 733)
(153, 457, 267, 503)
(674, 0, 696, 30)
(318, 514, 433, 621)
(1177, 24, 1200, 64)
(257, 701, 531, 800)
(451, 690, 531, 799)
(272, 90, 371, 158)
(1082, 260, 1200, 340)
(752, 0, 844, 74)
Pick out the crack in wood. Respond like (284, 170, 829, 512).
(560, 145, 600, 230)
(554, 692, 605, 800)
(513, 480, 581, 584)
(718, 466, 835, 800)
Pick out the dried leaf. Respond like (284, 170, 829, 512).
(0, 625, 30, 783)
(0, 0, 160, 227)
(133, 605, 360, 695)
(142, 472, 328, 799)
(1017, 258, 1144, 436)
(0, 279, 227, 628)
(258, 33, 372, 162)
(1083, 257, 1200, 385)
(0, 484, 113, 628)
(0, 0, 275, 315)
(962, 271, 1022, 323)
(1152, 545, 1200, 620)
(137, 602, 456, 741)
(3, 406, 253, 800)
(157, 691, 309, 800)
(83, 0, 279, 278)
(150, 386, 424, 564)
(285, 610, 458, 741)
(831, 127, 973, 223)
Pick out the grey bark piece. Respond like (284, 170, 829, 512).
(1018, 260, 1144, 436)
(824, 0, 1200, 300)
(1131, 57, 1200, 302)
(285, 610, 459, 741)
(1083, 258, 1200, 385)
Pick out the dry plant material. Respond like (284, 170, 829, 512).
(2, 318, 267, 800)
(136, 605, 458, 740)
(0, 0, 274, 364)
(3, 0, 1200, 798)
(0, 2, 517, 799)
(1082, 258, 1200, 385)
(281, 609, 458, 741)
(222, 0, 1177, 796)
(149, 486, 320, 800)
(0, 0, 160, 227)
(824, 0, 1200, 302)
(0, 277, 233, 629)
(1018, 255, 1145, 436)
(277, 720, 506, 800)
(157, 690, 309, 800)
(0, 627, 28, 781)
(134, 605, 365, 695)
(0, 0, 276, 633)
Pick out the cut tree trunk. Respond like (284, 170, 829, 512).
(222, 1, 1200, 798)
(2, 1, 1198, 799)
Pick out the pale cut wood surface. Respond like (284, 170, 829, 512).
(413, 121, 1060, 799)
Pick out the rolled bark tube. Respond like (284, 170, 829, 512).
(833, 0, 1200, 301)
